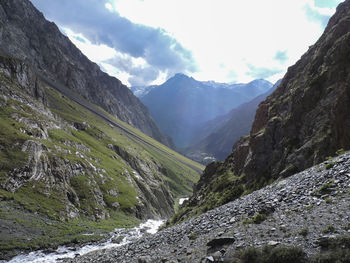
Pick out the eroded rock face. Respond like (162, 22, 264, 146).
(179, 0, 350, 219)
(0, 0, 172, 147)
(108, 144, 175, 218)
(0, 54, 175, 222)
(231, 0, 350, 181)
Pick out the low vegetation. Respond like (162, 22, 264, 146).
(233, 235, 350, 263)
(0, 63, 202, 257)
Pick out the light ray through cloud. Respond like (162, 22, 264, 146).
(31, 0, 343, 86)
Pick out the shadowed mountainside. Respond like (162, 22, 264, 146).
(0, 0, 173, 147)
(184, 81, 280, 163)
(139, 74, 272, 147)
(175, 0, 350, 221)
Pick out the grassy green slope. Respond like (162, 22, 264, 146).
(45, 86, 202, 196)
(0, 67, 202, 258)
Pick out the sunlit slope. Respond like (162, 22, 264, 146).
(45, 85, 203, 196)
(0, 55, 202, 258)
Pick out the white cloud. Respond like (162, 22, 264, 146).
(109, 0, 341, 84)
(34, 0, 343, 86)
(62, 27, 170, 86)
(63, 28, 117, 62)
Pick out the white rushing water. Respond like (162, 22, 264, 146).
(9, 219, 164, 263)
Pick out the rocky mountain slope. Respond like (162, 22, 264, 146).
(175, 0, 350, 219)
(0, 51, 201, 259)
(139, 74, 272, 147)
(0, 0, 173, 147)
(184, 81, 279, 163)
(64, 151, 350, 263)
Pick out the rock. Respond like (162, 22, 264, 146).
(0, 0, 173, 147)
(223, 247, 239, 263)
(111, 236, 124, 244)
(316, 235, 337, 248)
(73, 122, 88, 131)
(59, 151, 350, 263)
(176, 0, 350, 223)
(212, 250, 223, 261)
(203, 256, 214, 262)
(267, 241, 279, 247)
(138, 256, 152, 263)
(207, 237, 235, 253)
(229, 217, 236, 224)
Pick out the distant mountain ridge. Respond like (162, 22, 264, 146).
(137, 74, 272, 147)
(174, 0, 350, 222)
(184, 80, 280, 163)
(0, 0, 172, 147)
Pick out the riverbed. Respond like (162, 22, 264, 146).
(9, 219, 164, 263)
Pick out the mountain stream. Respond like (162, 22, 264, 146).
(8, 219, 164, 263)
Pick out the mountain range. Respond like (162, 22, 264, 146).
(2, 0, 350, 261)
(184, 80, 280, 163)
(175, 0, 350, 222)
(0, 0, 173, 148)
(0, 0, 202, 259)
(135, 74, 272, 147)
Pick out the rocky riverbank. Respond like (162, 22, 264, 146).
(62, 152, 350, 262)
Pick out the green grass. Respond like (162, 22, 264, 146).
(325, 162, 336, 170)
(0, 102, 32, 182)
(0, 57, 202, 255)
(0, 204, 139, 256)
(233, 236, 350, 263)
(110, 111, 205, 172)
(14, 182, 65, 220)
(237, 246, 307, 263)
(45, 87, 200, 198)
(299, 228, 309, 237)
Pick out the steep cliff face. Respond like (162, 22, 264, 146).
(232, 0, 350, 181)
(0, 0, 172, 147)
(0, 54, 200, 257)
(174, 0, 350, 221)
(0, 54, 175, 219)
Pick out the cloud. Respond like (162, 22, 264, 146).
(226, 70, 237, 80)
(314, 0, 342, 8)
(30, 0, 197, 85)
(106, 55, 159, 86)
(305, 4, 331, 27)
(72, 36, 86, 44)
(247, 65, 283, 80)
(274, 50, 288, 64)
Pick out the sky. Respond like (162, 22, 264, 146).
(30, 0, 343, 87)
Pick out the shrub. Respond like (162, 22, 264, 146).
(325, 162, 335, 170)
(235, 236, 350, 263)
(311, 236, 350, 263)
(237, 246, 307, 263)
(267, 246, 307, 263)
(253, 213, 267, 224)
(318, 183, 333, 194)
(324, 197, 332, 204)
(188, 232, 197, 241)
(219, 184, 244, 205)
(322, 225, 335, 234)
(299, 228, 309, 237)
(336, 148, 345, 156)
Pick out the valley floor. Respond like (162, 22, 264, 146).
(63, 152, 350, 263)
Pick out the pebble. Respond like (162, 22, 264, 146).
(64, 152, 350, 263)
